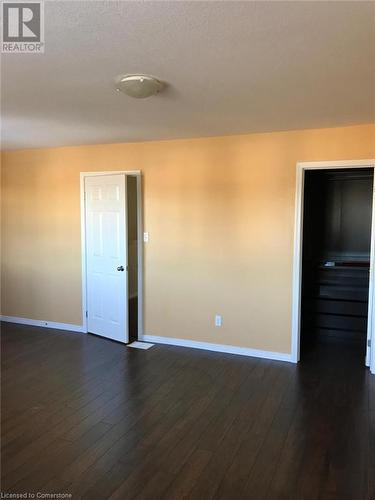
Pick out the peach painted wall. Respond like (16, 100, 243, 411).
(1, 124, 375, 353)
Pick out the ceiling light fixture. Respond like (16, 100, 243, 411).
(115, 74, 164, 98)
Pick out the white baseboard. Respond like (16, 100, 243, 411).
(0, 315, 85, 333)
(0, 317, 293, 362)
(139, 334, 293, 363)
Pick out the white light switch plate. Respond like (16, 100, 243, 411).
(143, 232, 149, 243)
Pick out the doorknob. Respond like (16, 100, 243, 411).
(117, 266, 125, 272)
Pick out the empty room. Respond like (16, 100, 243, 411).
(1, 1, 375, 499)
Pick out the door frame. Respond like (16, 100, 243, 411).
(80, 171, 143, 340)
(291, 159, 375, 374)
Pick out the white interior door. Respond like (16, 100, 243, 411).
(85, 174, 128, 343)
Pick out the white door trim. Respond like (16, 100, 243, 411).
(291, 159, 375, 374)
(80, 171, 143, 339)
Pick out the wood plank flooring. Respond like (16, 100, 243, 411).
(1, 322, 374, 499)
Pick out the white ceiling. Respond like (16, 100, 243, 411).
(1, 1, 375, 150)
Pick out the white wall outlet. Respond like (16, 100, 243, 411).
(143, 232, 149, 243)
(215, 315, 222, 327)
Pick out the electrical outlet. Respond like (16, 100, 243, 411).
(143, 232, 149, 243)
(215, 315, 222, 327)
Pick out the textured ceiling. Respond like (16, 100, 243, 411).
(1, 1, 375, 150)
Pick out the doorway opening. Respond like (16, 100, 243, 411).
(127, 175, 139, 343)
(80, 171, 143, 344)
(291, 161, 375, 373)
(300, 167, 373, 363)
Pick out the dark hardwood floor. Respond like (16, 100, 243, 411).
(1, 322, 374, 499)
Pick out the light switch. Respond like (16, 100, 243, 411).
(143, 232, 149, 243)
(215, 315, 222, 327)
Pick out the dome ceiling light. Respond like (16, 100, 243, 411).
(115, 74, 164, 98)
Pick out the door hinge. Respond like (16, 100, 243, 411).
(86, 310, 88, 318)
(368, 339, 371, 348)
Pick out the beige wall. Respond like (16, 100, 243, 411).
(1, 124, 375, 353)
